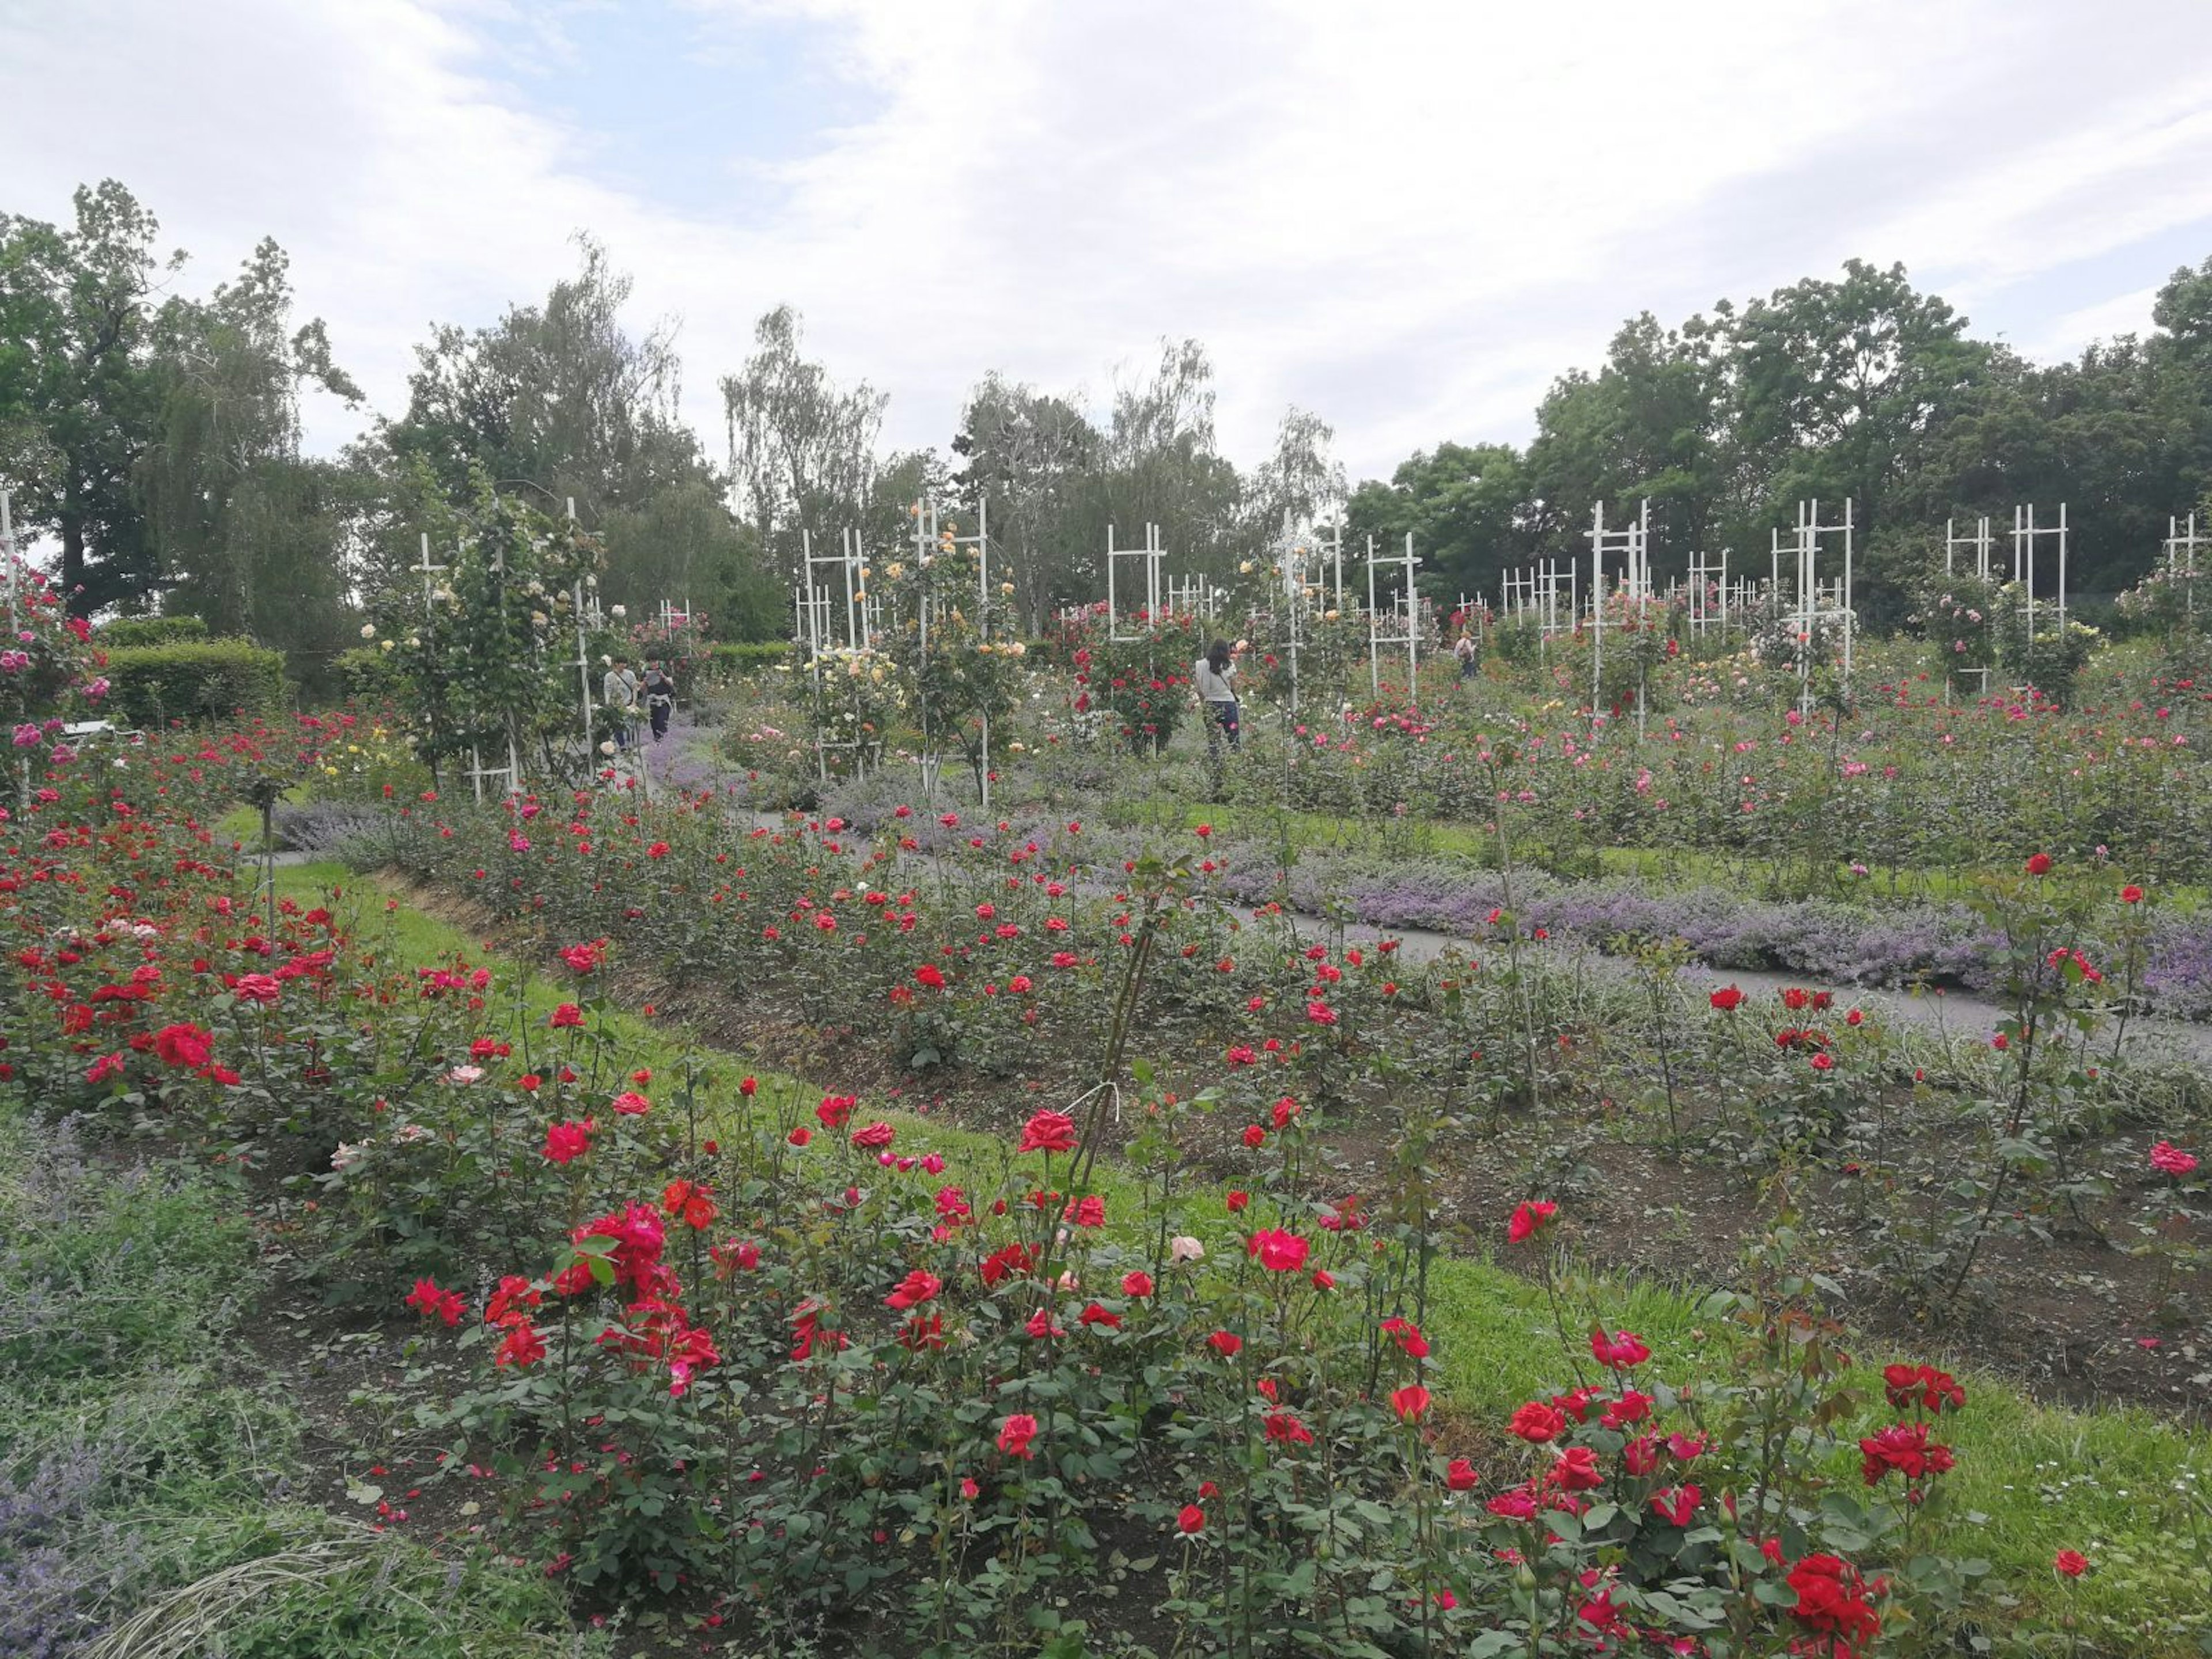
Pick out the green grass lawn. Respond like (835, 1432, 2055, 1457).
(276, 861, 2212, 1650)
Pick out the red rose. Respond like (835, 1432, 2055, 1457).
(2025, 853, 2054, 876)
(1018, 1109, 1078, 1154)
(997, 1412, 1038, 1460)
(1176, 1503, 1205, 1534)
(1508, 1401, 1566, 1442)
(1506, 1200, 1557, 1244)
(1552, 1446, 1604, 1491)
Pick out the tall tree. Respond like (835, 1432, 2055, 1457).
(1521, 312, 1727, 574)
(1245, 405, 1346, 547)
(952, 374, 1098, 632)
(1724, 259, 1990, 539)
(720, 305, 886, 583)
(0, 180, 175, 613)
(1084, 338, 1242, 584)
(380, 238, 756, 625)
(140, 237, 362, 654)
(1347, 441, 1533, 606)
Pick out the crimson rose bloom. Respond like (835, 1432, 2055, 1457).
(1881, 1362, 1964, 1413)
(885, 1270, 941, 1310)
(543, 1121, 592, 1164)
(1859, 1421, 1956, 1485)
(2025, 852, 2054, 876)
(1176, 1503, 1205, 1534)
(2150, 1140, 2199, 1177)
(1391, 1385, 1431, 1421)
(1552, 1446, 1604, 1491)
(1247, 1229, 1310, 1272)
(1506, 1200, 1558, 1244)
(1018, 1109, 1078, 1154)
(550, 1002, 584, 1028)
(2054, 1549, 2088, 1578)
(1709, 985, 1744, 1011)
(1121, 1270, 1154, 1297)
(1508, 1401, 1567, 1443)
(153, 1022, 213, 1070)
(495, 1320, 548, 1367)
(997, 1412, 1039, 1460)
(850, 1120, 895, 1150)
(1263, 1410, 1314, 1445)
(1786, 1555, 1880, 1646)
(1445, 1457, 1479, 1491)
(1590, 1328, 1650, 1369)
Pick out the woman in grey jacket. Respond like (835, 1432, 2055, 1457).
(1192, 639, 1240, 753)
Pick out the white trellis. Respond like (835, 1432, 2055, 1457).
(1770, 498, 1857, 711)
(2012, 502, 2069, 646)
(1500, 558, 1577, 672)
(792, 525, 877, 786)
(413, 531, 518, 803)
(1363, 532, 1420, 693)
(1165, 573, 1222, 620)
(1945, 516, 1995, 581)
(2166, 512, 2206, 626)
(1586, 500, 1650, 723)
(1685, 547, 1747, 636)
(1105, 522, 1165, 643)
(905, 496, 998, 806)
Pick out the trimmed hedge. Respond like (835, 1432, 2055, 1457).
(698, 641, 793, 682)
(101, 639, 286, 728)
(96, 615, 209, 649)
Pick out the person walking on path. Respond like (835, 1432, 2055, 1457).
(602, 657, 639, 749)
(1192, 638, 1241, 755)
(642, 661, 676, 743)
(1454, 631, 1478, 683)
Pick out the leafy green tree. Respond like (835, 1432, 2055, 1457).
(381, 238, 750, 626)
(1347, 441, 1534, 607)
(0, 180, 174, 613)
(1522, 312, 1730, 571)
(1724, 259, 1990, 539)
(139, 237, 362, 667)
(952, 374, 1097, 632)
(719, 304, 886, 584)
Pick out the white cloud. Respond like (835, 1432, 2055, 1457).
(7, 0, 2212, 491)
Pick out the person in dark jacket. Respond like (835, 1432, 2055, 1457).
(642, 661, 676, 743)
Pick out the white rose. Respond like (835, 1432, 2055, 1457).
(359, 623, 377, 639)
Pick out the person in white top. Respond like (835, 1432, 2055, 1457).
(1192, 638, 1240, 753)
(601, 657, 639, 749)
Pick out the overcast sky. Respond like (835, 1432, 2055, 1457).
(10, 0, 2212, 482)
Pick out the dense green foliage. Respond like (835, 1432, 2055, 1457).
(1350, 258, 2212, 624)
(95, 612, 207, 647)
(101, 637, 286, 726)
